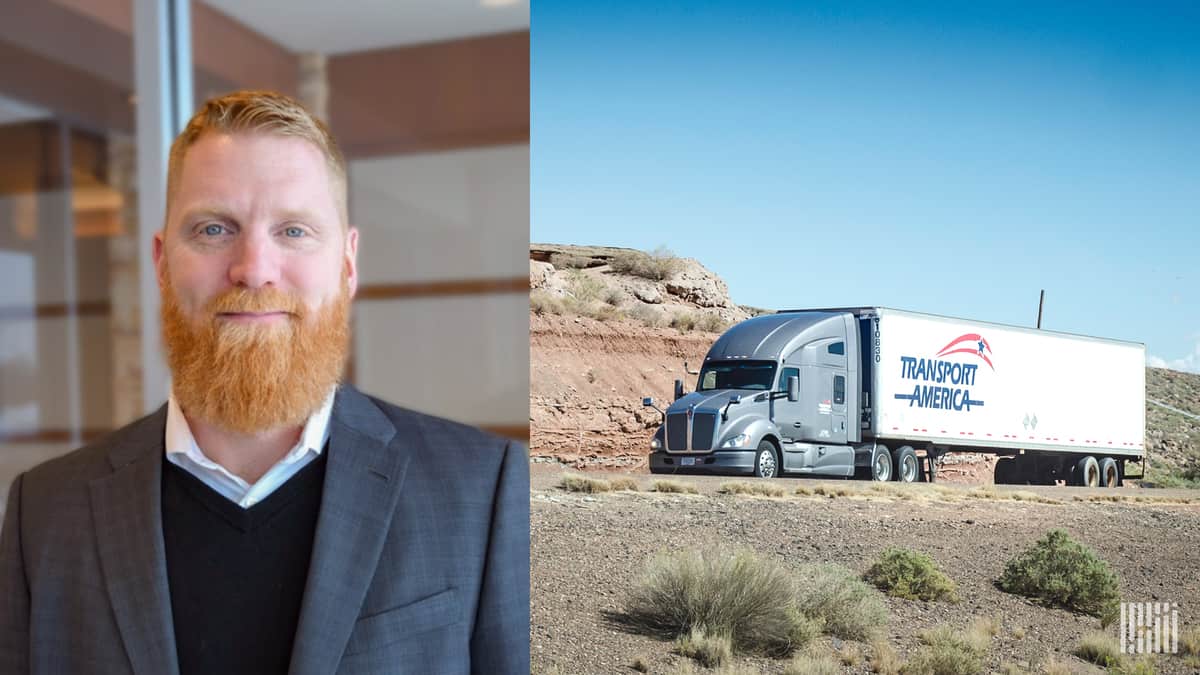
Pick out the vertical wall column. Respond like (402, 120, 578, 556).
(106, 133, 143, 427)
(133, 0, 192, 412)
(298, 53, 329, 122)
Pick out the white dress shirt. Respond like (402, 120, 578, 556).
(164, 389, 335, 509)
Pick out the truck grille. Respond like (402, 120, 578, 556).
(666, 412, 688, 451)
(665, 411, 718, 452)
(692, 413, 716, 451)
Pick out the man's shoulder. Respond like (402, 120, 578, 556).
(20, 407, 166, 490)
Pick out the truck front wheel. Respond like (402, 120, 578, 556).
(754, 441, 779, 479)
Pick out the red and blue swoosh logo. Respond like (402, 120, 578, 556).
(935, 333, 994, 370)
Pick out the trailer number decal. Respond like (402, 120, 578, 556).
(894, 334, 993, 412)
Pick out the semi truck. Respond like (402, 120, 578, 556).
(642, 307, 1145, 486)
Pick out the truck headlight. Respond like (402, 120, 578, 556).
(650, 436, 662, 450)
(720, 433, 751, 449)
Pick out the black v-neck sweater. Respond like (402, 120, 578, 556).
(161, 451, 328, 675)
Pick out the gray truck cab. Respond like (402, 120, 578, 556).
(645, 311, 862, 478)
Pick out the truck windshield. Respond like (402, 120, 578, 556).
(697, 360, 777, 391)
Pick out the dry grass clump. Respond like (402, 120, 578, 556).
(813, 484, 854, 498)
(1074, 631, 1121, 667)
(628, 303, 665, 328)
(609, 477, 640, 491)
(630, 655, 649, 672)
(864, 548, 959, 602)
(653, 479, 700, 494)
(1039, 658, 1072, 675)
(610, 246, 683, 281)
(670, 312, 697, 332)
(603, 288, 624, 306)
(674, 626, 733, 667)
(997, 529, 1121, 625)
(784, 650, 841, 675)
(838, 642, 863, 666)
(566, 269, 606, 303)
(795, 564, 889, 641)
(794, 485, 815, 496)
(869, 638, 904, 674)
(530, 290, 566, 315)
(620, 548, 807, 656)
(559, 474, 611, 493)
(1182, 624, 1200, 657)
(902, 623, 992, 675)
(720, 481, 785, 498)
(1011, 626, 1027, 639)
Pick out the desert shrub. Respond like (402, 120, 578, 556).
(902, 624, 988, 675)
(628, 303, 665, 328)
(1074, 631, 1121, 667)
(997, 529, 1121, 624)
(869, 638, 904, 675)
(795, 563, 889, 641)
(591, 304, 624, 322)
(719, 481, 784, 497)
(530, 291, 565, 315)
(838, 642, 863, 666)
(670, 312, 698, 332)
(622, 548, 804, 655)
(1182, 625, 1200, 656)
(559, 474, 611, 493)
(603, 288, 624, 306)
(549, 252, 593, 269)
(1039, 659, 1072, 675)
(609, 477, 639, 491)
(610, 245, 683, 281)
(864, 548, 959, 602)
(675, 626, 732, 667)
(566, 270, 607, 304)
(631, 656, 649, 672)
(653, 479, 699, 494)
(695, 312, 728, 333)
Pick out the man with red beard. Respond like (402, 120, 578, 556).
(0, 91, 529, 675)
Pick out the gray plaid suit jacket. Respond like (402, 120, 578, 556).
(0, 385, 530, 674)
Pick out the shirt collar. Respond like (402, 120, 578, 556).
(165, 388, 337, 468)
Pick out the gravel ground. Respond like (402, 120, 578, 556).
(531, 466, 1200, 674)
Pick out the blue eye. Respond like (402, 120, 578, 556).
(202, 224, 225, 236)
(284, 226, 306, 238)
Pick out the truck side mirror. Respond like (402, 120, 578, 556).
(674, 379, 684, 401)
(642, 397, 654, 407)
(787, 375, 800, 402)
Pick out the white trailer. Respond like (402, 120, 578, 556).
(644, 307, 1146, 486)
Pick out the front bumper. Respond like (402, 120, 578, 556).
(649, 450, 757, 475)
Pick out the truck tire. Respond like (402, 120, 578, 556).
(893, 446, 918, 483)
(870, 446, 892, 481)
(1099, 457, 1119, 488)
(754, 441, 779, 479)
(1074, 455, 1100, 487)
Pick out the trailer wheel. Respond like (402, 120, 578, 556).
(870, 446, 893, 481)
(893, 446, 918, 483)
(1074, 455, 1100, 487)
(754, 441, 779, 479)
(1099, 457, 1119, 488)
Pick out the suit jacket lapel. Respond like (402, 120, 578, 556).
(89, 407, 181, 675)
(289, 385, 405, 675)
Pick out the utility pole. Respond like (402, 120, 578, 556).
(1036, 290, 1045, 329)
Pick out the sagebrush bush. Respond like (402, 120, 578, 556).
(530, 291, 565, 315)
(997, 529, 1121, 624)
(549, 252, 592, 269)
(608, 477, 639, 491)
(567, 270, 606, 304)
(719, 481, 785, 497)
(795, 564, 889, 641)
(783, 651, 841, 675)
(628, 303, 664, 328)
(864, 548, 959, 602)
(1074, 631, 1121, 667)
(869, 638, 904, 675)
(610, 246, 682, 281)
(674, 626, 732, 667)
(695, 312, 727, 333)
(622, 548, 804, 655)
(670, 312, 698, 331)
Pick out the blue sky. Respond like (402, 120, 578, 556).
(532, 0, 1200, 372)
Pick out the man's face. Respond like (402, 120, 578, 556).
(155, 131, 357, 320)
(154, 131, 359, 433)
